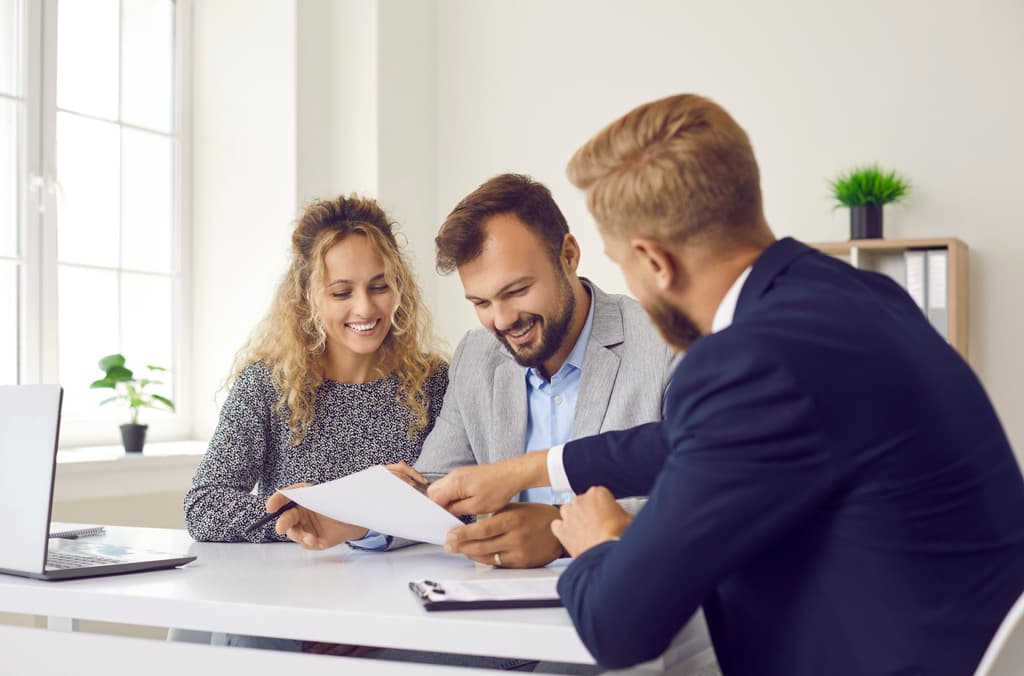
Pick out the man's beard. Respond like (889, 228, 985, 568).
(497, 275, 576, 370)
(646, 296, 703, 351)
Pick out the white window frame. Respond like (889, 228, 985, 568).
(14, 0, 192, 448)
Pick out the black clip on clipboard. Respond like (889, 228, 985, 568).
(408, 577, 564, 611)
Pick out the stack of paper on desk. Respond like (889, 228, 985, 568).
(281, 466, 463, 545)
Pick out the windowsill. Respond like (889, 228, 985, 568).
(54, 440, 207, 502)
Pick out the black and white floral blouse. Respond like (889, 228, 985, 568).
(184, 360, 448, 543)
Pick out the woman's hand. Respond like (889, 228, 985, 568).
(267, 484, 368, 549)
(386, 461, 430, 492)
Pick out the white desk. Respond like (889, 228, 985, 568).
(0, 525, 594, 665)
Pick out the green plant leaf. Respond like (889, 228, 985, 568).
(90, 378, 116, 389)
(152, 394, 175, 411)
(146, 365, 168, 372)
(98, 354, 126, 371)
(98, 396, 118, 406)
(105, 365, 134, 382)
(829, 164, 910, 208)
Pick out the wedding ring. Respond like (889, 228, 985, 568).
(494, 552, 503, 567)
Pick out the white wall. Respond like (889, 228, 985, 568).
(433, 0, 1024, 458)
(191, 0, 298, 435)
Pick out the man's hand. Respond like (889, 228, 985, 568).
(444, 502, 565, 568)
(428, 452, 549, 515)
(267, 484, 369, 550)
(551, 486, 632, 558)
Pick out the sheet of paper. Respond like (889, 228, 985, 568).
(281, 466, 463, 545)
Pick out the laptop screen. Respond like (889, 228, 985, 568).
(0, 385, 62, 574)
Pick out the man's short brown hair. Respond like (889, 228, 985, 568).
(435, 173, 570, 274)
(566, 94, 764, 244)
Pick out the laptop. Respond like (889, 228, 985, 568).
(0, 384, 197, 581)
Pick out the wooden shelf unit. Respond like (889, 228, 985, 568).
(808, 238, 969, 360)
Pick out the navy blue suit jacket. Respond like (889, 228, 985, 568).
(558, 238, 1024, 675)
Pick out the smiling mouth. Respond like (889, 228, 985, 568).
(346, 319, 380, 335)
(503, 318, 538, 344)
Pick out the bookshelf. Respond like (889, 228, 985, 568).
(809, 238, 969, 360)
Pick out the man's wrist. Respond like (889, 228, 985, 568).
(519, 450, 551, 489)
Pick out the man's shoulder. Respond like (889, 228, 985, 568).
(592, 286, 666, 351)
(450, 327, 509, 373)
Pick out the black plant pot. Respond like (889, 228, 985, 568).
(120, 423, 148, 453)
(850, 204, 883, 239)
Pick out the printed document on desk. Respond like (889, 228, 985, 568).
(281, 466, 462, 545)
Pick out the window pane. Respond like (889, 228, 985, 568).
(121, 272, 174, 416)
(57, 112, 119, 267)
(56, 0, 119, 120)
(0, 0, 19, 97)
(0, 261, 17, 384)
(122, 128, 172, 273)
(58, 265, 120, 417)
(0, 98, 17, 257)
(122, 0, 173, 133)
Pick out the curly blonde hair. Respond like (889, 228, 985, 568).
(230, 195, 444, 443)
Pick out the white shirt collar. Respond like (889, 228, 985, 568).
(710, 266, 753, 333)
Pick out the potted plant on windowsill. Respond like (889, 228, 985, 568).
(829, 164, 911, 239)
(90, 354, 175, 453)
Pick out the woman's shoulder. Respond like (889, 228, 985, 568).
(423, 357, 449, 403)
(231, 360, 277, 394)
(427, 356, 449, 385)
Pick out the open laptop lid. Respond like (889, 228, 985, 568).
(0, 384, 62, 575)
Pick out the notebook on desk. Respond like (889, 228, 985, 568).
(0, 384, 196, 581)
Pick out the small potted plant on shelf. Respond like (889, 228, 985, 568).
(829, 164, 910, 239)
(90, 353, 175, 453)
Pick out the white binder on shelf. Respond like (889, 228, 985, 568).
(904, 249, 927, 311)
(926, 248, 949, 340)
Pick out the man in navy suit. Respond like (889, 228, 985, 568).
(429, 93, 1024, 676)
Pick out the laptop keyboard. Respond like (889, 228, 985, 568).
(47, 550, 122, 570)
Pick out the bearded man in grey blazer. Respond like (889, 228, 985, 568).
(406, 173, 677, 569)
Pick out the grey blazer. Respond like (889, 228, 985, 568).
(415, 279, 679, 478)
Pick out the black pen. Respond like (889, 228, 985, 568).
(243, 500, 298, 534)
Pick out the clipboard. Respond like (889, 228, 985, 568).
(409, 577, 563, 611)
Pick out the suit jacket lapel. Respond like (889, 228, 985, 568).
(573, 281, 623, 438)
(493, 356, 527, 460)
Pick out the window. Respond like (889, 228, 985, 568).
(4, 0, 188, 446)
(1, 0, 23, 386)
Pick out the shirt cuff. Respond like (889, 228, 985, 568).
(346, 530, 392, 551)
(547, 444, 574, 494)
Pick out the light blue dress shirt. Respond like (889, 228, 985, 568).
(519, 293, 595, 506)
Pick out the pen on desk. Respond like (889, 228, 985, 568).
(243, 500, 298, 534)
(49, 526, 106, 539)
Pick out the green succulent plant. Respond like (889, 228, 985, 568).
(830, 165, 910, 208)
(90, 353, 175, 425)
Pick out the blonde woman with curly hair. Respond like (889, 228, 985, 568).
(184, 195, 447, 545)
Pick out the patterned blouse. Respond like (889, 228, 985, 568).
(184, 360, 448, 543)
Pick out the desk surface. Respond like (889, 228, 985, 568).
(0, 525, 593, 664)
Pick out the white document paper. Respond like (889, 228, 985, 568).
(281, 465, 463, 545)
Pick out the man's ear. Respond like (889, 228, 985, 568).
(560, 234, 581, 274)
(630, 238, 677, 291)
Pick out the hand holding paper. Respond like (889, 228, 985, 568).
(279, 466, 463, 546)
